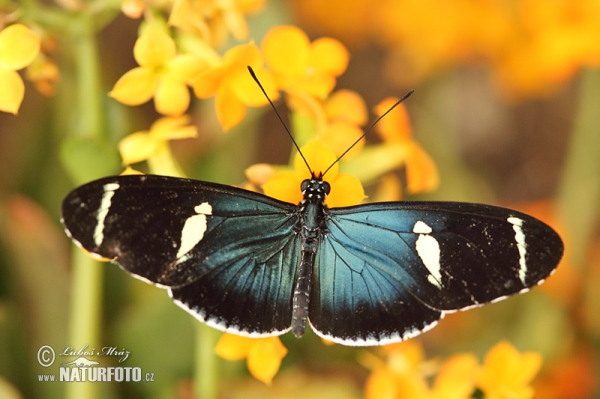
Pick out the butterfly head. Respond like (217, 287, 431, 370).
(301, 173, 330, 204)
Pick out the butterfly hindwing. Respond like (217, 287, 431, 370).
(309, 202, 562, 345)
(61, 174, 301, 336)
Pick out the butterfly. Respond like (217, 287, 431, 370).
(61, 75, 563, 346)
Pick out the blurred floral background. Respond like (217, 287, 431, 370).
(0, 0, 599, 398)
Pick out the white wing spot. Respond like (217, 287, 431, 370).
(413, 221, 442, 289)
(508, 216, 527, 284)
(413, 220, 433, 234)
(176, 202, 213, 259)
(93, 183, 120, 246)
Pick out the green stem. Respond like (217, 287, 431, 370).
(72, 16, 104, 139)
(65, 14, 106, 399)
(194, 324, 220, 399)
(66, 251, 104, 399)
(556, 69, 600, 267)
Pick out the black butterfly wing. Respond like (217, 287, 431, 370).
(309, 201, 563, 345)
(61, 174, 301, 336)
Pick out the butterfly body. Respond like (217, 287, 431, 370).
(61, 174, 563, 346)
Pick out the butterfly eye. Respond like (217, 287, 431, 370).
(301, 179, 310, 192)
(321, 181, 331, 196)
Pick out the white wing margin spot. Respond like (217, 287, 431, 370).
(93, 182, 120, 246)
(507, 216, 527, 284)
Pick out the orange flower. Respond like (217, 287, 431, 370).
(478, 341, 543, 399)
(110, 25, 216, 116)
(214, 333, 287, 385)
(192, 42, 278, 130)
(339, 97, 439, 197)
(25, 53, 59, 97)
(534, 347, 598, 399)
(262, 25, 349, 99)
(262, 140, 365, 207)
(374, 97, 439, 194)
(0, 24, 41, 114)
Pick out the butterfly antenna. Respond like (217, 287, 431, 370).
(321, 89, 415, 177)
(247, 66, 313, 174)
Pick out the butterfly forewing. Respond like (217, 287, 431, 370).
(308, 202, 563, 345)
(61, 174, 301, 336)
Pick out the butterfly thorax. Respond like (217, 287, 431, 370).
(291, 175, 330, 337)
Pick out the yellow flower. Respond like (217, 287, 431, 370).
(118, 115, 197, 176)
(262, 140, 365, 207)
(288, 88, 368, 158)
(363, 341, 430, 399)
(431, 354, 479, 399)
(110, 25, 215, 116)
(192, 41, 278, 130)
(0, 24, 41, 114)
(478, 341, 543, 399)
(214, 333, 287, 385)
(170, 0, 267, 45)
(262, 25, 349, 99)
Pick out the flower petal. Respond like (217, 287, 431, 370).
(0, 24, 40, 71)
(320, 121, 364, 159)
(375, 98, 412, 142)
(216, 84, 247, 129)
(295, 140, 338, 179)
(230, 66, 279, 106)
(364, 368, 398, 399)
(405, 141, 439, 194)
(169, 0, 211, 37)
(245, 163, 276, 186)
(478, 341, 543, 399)
(310, 37, 349, 76)
(433, 354, 479, 399)
(301, 74, 337, 99)
(247, 337, 288, 385)
(25, 55, 60, 96)
(0, 69, 24, 114)
(154, 78, 190, 116)
(134, 27, 176, 67)
(118, 131, 160, 165)
(150, 115, 197, 139)
(214, 333, 253, 360)
(263, 171, 303, 204)
(167, 54, 212, 83)
(325, 89, 368, 126)
(223, 41, 263, 68)
(193, 66, 225, 99)
(262, 25, 310, 76)
(110, 67, 158, 105)
(327, 173, 365, 207)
